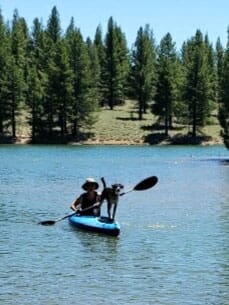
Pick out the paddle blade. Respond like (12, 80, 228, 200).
(38, 220, 56, 226)
(133, 176, 158, 191)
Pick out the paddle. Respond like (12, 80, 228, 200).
(120, 176, 158, 196)
(38, 204, 96, 226)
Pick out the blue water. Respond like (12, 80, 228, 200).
(0, 145, 229, 305)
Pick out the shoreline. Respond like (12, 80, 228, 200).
(0, 135, 224, 146)
(1, 101, 224, 147)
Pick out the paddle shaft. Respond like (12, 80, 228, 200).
(120, 176, 158, 196)
(39, 204, 97, 225)
(58, 204, 98, 221)
(54, 211, 77, 223)
(120, 189, 134, 196)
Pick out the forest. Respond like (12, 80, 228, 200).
(0, 6, 229, 148)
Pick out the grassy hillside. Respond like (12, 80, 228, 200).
(82, 100, 223, 145)
(82, 100, 157, 144)
(14, 100, 222, 145)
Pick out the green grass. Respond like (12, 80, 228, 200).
(83, 100, 157, 144)
(83, 100, 223, 145)
(14, 100, 223, 145)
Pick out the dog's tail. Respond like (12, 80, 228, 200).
(101, 177, 107, 188)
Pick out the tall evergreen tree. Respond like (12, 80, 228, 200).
(94, 25, 106, 105)
(114, 25, 130, 100)
(131, 25, 156, 120)
(204, 34, 217, 110)
(44, 6, 62, 136)
(50, 39, 73, 137)
(104, 17, 129, 109)
(219, 29, 229, 149)
(86, 37, 101, 104)
(216, 38, 224, 99)
(0, 10, 9, 134)
(6, 10, 28, 138)
(66, 19, 98, 139)
(182, 30, 215, 137)
(46, 6, 61, 43)
(153, 33, 180, 135)
(26, 18, 47, 141)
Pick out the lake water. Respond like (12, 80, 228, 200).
(0, 145, 229, 305)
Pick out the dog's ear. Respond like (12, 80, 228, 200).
(120, 184, 124, 189)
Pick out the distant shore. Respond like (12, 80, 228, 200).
(0, 101, 224, 146)
(0, 134, 223, 146)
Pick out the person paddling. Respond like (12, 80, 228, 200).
(70, 178, 101, 216)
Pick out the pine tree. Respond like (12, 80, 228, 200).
(6, 10, 28, 138)
(204, 34, 217, 112)
(86, 37, 100, 104)
(216, 38, 224, 99)
(153, 33, 180, 135)
(55, 39, 74, 137)
(44, 6, 62, 137)
(104, 17, 129, 109)
(0, 10, 9, 134)
(66, 19, 98, 139)
(182, 30, 216, 137)
(46, 6, 61, 43)
(219, 29, 229, 149)
(131, 25, 156, 120)
(94, 25, 106, 105)
(26, 18, 47, 141)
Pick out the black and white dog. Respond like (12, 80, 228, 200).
(101, 178, 124, 220)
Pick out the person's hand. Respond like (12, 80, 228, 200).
(93, 202, 100, 207)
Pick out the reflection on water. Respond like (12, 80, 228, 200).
(68, 225, 120, 256)
(0, 145, 229, 305)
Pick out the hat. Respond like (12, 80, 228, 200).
(82, 177, 99, 190)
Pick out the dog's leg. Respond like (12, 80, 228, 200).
(112, 203, 118, 220)
(107, 200, 111, 219)
(100, 178, 107, 217)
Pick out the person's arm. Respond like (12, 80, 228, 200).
(93, 193, 102, 207)
(70, 195, 82, 211)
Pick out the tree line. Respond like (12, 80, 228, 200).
(0, 6, 229, 147)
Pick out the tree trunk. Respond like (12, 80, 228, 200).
(192, 100, 197, 138)
(165, 116, 169, 136)
(169, 115, 173, 129)
(11, 98, 16, 138)
(109, 86, 114, 110)
(164, 105, 169, 136)
(138, 100, 143, 120)
(0, 119, 3, 134)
